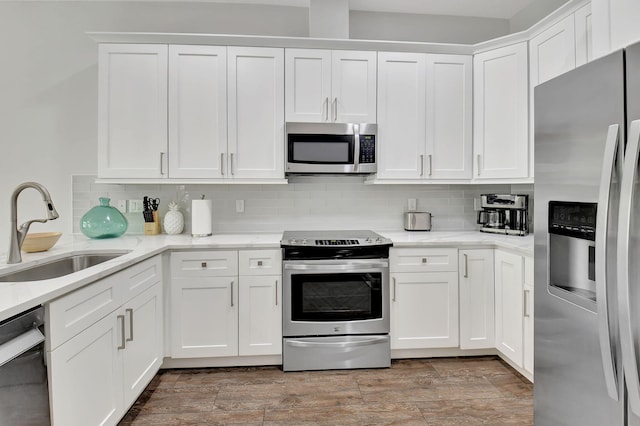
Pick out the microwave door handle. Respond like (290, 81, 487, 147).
(353, 124, 360, 172)
(596, 124, 620, 401)
(618, 119, 640, 416)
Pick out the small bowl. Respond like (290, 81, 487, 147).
(21, 232, 62, 253)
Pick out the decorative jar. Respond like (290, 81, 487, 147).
(163, 201, 184, 235)
(80, 197, 128, 239)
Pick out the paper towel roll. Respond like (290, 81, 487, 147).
(191, 199, 213, 237)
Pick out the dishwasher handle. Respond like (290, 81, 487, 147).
(0, 327, 45, 368)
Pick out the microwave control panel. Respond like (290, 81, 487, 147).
(359, 135, 376, 164)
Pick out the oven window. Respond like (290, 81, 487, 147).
(291, 272, 383, 321)
(288, 134, 354, 164)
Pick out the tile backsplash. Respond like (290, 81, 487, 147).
(72, 175, 533, 235)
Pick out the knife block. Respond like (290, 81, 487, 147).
(144, 211, 161, 235)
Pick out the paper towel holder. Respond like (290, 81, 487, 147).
(191, 194, 213, 237)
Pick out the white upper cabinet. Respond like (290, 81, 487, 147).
(168, 45, 227, 179)
(473, 42, 529, 180)
(377, 52, 472, 181)
(285, 49, 377, 123)
(530, 15, 577, 87)
(426, 54, 473, 180)
(98, 44, 168, 179)
(228, 47, 285, 179)
(377, 52, 426, 179)
(575, 3, 593, 67)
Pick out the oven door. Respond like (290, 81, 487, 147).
(283, 259, 389, 337)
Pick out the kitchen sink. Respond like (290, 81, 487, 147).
(0, 251, 130, 282)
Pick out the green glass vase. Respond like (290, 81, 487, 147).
(80, 197, 128, 239)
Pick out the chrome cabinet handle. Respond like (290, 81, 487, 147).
(420, 155, 424, 177)
(230, 281, 234, 307)
(117, 315, 126, 350)
(160, 152, 166, 175)
(324, 97, 329, 121)
(257, 260, 263, 267)
(275, 279, 278, 306)
(220, 153, 225, 175)
(333, 97, 337, 121)
(230, 153, 235, 175)
(476, 154, 482, 176)
(428, 154, 433, 177)
(597, 124, 621, 401)
(463, 254, 468, 278)
(126, 308, 134, 342)
(523, 290, 530, 318)
(618, 120, 640, 414)
(421, 258, 427, 264)
(392, 277, 396, 302)
(201, 262, 207, 268)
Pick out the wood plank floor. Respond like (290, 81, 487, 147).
(119, 356, 533, 425)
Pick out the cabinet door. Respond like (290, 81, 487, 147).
(530, 15, 577, 87)
(473, 43, 529, 179)
(227, 47, 285, 179)
(238, 275, 282, 356)
(425, 54, 473, 180)
(376, 52, 426, 179)
(390, 272, 459, 349)
(285, 49, 332, 122)
(171, 277, 238, 358)
(331, 50, 377, 123)
(523, 256, 534, 375)
(122, 283, 163, 405)
(494, 250, 524, 367)
(459, 249, 495, 349)
(98, 44, 168, 179)
(168, 45, 227, 178)
(49, 313, 123, 426)
(575, 3, 593, 67)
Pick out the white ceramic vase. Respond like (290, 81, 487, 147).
(163, 201, 184, 235)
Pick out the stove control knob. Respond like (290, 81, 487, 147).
(290, 239, 297, 245)
(365, 237, 372, 243)
(302, 239, 308, 245)
(375, 237, 382, 243)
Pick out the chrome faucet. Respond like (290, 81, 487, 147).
(7, 182, 59, 264)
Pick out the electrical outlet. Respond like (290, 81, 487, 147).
(116, 200, 127, 212)
(407, 198, 417, 211)
(129, 200, 143, 213)
(236, 200, 245, 213)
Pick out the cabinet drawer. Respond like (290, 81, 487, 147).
(121, 256, 162, 303)
(171, 251, 238, 278)
(239, 250, 282, 276)
(390, 248, 458, 272)
(47, 273, 122, 351)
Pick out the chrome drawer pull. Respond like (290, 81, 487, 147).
(126, 308, 134, 342)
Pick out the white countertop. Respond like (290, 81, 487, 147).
(0, 231, 532, 322)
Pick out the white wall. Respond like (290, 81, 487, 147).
(350, 11, 510, 44)
(509, 0, 569, 33)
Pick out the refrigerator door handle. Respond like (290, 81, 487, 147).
(596, 124, 621, 401)
(618, 119, 640, 416)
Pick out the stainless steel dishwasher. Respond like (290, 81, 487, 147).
(0, 306, 50, 425)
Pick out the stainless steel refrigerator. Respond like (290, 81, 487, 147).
(534, 41, 640, 425)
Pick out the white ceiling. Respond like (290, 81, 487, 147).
(180, 0, 542, 19)
(6, 0, 552, 20)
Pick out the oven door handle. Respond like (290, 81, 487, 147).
(284, 261, 388, 271)
(286, 336, 388, 349)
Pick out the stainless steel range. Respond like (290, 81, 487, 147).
(281, 230, 393, 372)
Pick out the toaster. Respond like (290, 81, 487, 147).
(404, 212, 432, 231)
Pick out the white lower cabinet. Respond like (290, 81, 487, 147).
(459, 249, 495, 350)
(494, 249, 525, 368)
(389, 248, 459, 349)
(170, 249, 282, 359)
(47, 256, 163, 426)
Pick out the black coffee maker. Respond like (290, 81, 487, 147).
(477, 194, 529, 236)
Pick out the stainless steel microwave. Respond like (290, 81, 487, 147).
(285, 122, 377, 174)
